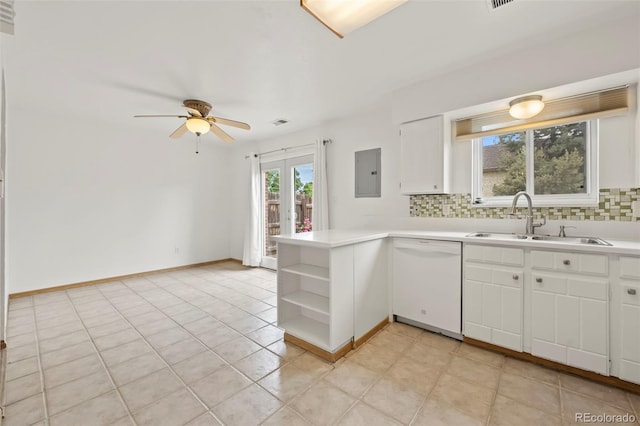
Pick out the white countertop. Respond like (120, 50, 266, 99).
(273, 229, 640, 255)
(272, 229, 390, 248)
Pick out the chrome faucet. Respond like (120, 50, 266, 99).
(509, 191, 546, 234)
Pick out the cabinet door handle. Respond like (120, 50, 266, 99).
(512, 274, 519, 280)
(563, 259, 571, 265)
(535, 277, 543, 283)
(628, 288, 637, 295)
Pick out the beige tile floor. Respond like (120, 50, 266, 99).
(2, 261, 639, 426)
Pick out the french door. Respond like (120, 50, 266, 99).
(261, 155, 313, 269)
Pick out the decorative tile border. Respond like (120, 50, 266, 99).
(409, 188, 640, 222)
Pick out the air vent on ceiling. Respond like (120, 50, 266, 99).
(271, 119, 289, 126)
(0, 0, 15, 35)
(488, 0, 514, 10)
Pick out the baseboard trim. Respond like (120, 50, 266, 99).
(9, 258, 243, 299)
(284, 332, 353, 363)
(464, 337, 640, 394)
(353, 318, 389, 348)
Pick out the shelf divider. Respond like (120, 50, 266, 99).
(281, 290, 330, 315)
(280, 263, 330, 281)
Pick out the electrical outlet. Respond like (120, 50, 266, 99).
(632, 200, 640, 218)
(174, 247, 180, 254)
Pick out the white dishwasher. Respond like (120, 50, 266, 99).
(392, 238, 462, 339)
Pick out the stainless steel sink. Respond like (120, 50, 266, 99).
(529, 235, 612, 246)
(466, 232, 612, 246)
(465, 232, 529, 240)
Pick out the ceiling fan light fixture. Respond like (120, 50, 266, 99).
(185, 117, 211, 135)
(301, 0, 407, 38)
(509, 95, 545, 119)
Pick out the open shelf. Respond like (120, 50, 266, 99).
(281, 290, 330, 315)
(279, 316, 330, 351)
(280, 264, 330, 281)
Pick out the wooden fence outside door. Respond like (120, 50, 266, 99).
(264, 192, 312, 257)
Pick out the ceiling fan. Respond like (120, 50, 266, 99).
(134, 99, 250, 143)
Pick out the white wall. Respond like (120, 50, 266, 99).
(392, 14, 640, 125)
(5, 112, 232, 293)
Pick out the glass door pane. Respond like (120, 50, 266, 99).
(262, 165, 282, 267)
(260, 155, 313, 269)
(291, 163, 314, 234)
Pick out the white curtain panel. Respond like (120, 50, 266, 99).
(242, 154, 261, 267)
(313, 139, 329, 231)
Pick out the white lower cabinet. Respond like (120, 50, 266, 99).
(531, 274, 609, 374)
(530, 250, 609, 375)
(354, 239, 389, 345)
(617, 256, 640, 384)
(276, 238, 389, 361)
(463, 245, 524, 351)
(277, 243, 353, 355)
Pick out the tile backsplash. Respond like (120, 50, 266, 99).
(409, 188, 640, 222)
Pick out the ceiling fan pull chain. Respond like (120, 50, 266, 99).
(195, 134, 200, 154)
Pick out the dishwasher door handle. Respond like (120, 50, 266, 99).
(393, 240, 461, 255)
(394, 247, 460, 257)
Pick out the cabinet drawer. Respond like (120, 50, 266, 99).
(532, 274, 608, 301)
(620, 257, 640, 279)
(464, 245, 524, 266)
(531, 250, 608, 275)
(466, 264, 523, 288)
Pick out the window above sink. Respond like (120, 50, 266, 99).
(451, 85, 632, 209)
(470, 120, 598, 207)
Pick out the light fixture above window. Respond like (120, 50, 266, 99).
(509, 95, 545, 119)
(300, 0, 407, 38)
(185, 117, 211, 135)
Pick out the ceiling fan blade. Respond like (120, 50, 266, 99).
(169, 123, 188, 139)
(134, 115, 188, 118)
(209, 123, 234, 143)
(184, 107, 202, 117)
(210, 116, 251, 130)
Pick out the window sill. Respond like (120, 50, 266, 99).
(471, 198, 599, 209)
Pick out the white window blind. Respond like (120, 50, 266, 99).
(455, 85, 630, 141)
(0, 1, 14, 35)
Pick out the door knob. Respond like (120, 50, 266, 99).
(628, 288, 637, 295)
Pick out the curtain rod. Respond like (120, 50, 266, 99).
(244, 139, 333, 159)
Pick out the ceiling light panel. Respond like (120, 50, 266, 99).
(301, 0, 407, 38)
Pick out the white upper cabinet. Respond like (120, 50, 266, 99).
(399, 115, 451, 194)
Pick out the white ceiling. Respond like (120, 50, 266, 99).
(4, 0, 639, 144)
